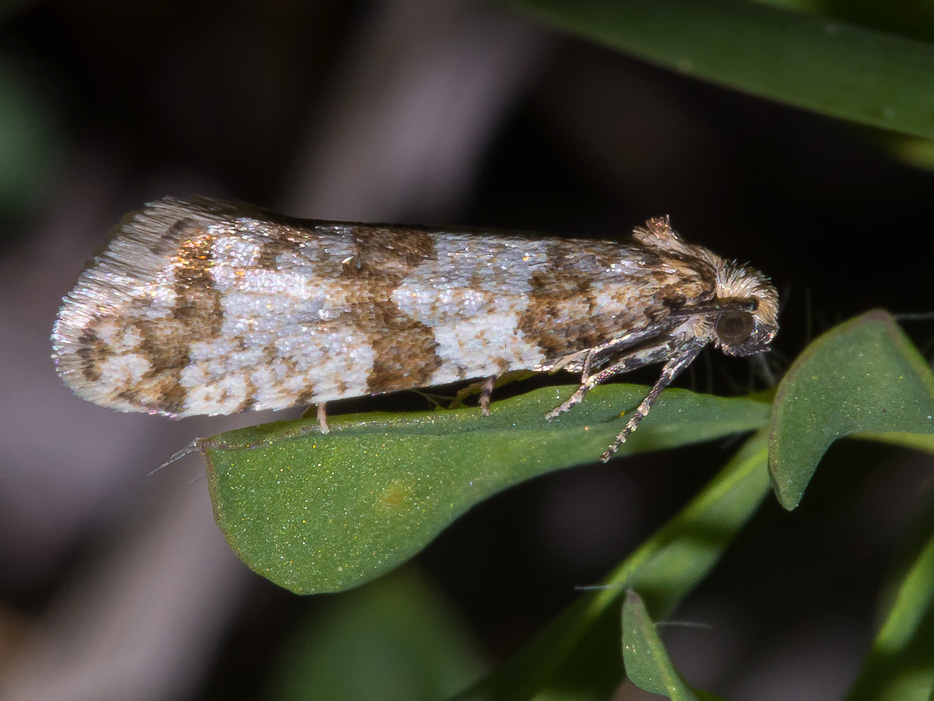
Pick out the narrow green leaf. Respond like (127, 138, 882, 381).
(204, 384, 769, 594)
(457, 431, 770, 700)
(622, 591, 699, 700)
(855, 432, 934, 456)
(769, 310, 934, 510)
(265, 569, 485, 701)
(504, 0, 934, 140)
(621, 591, 728, 700)
(845, 503, 934, 701)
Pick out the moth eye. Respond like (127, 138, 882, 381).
(716, 311, 755, 345)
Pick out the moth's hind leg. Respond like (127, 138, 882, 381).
(300, 402, 330, 434)
(316, 403, 330, 434)
(479, 376, 496, 416)
(449, 370, 535, 413)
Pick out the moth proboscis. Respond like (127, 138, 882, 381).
(52, 196, 779, 462)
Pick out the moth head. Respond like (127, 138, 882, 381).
(710, 261, 779, 357)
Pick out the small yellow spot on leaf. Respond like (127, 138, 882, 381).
(379, 482, 410, 510)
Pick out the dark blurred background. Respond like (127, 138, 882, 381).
(1, 1, 932, 699)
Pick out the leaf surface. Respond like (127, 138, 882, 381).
(769, 310, 934, 509)
(506, 0, 934, 140)
(204, 384, 769, 593)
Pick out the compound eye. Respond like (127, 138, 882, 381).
(716, 311, 755, 345)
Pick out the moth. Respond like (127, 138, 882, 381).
(52, 196, 779, 461)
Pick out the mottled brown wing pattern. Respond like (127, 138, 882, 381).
(52, 197, 779, 460)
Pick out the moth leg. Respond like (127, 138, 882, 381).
(316, 403, 330, 434)
(451, 371, 531, 410)
(600, 343, 704, 462)
(546, 343, 675, 421)
(545, 350, 596, 420)
(300, 402, 330, 433)
(479, 376, 496, 416)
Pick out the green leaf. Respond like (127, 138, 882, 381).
(265, 569, 485, 701)
(204, 384, 769, 594)
(845, 502, 934, 701)
(457, 430, 769, 700)
(622, 591, 697, 700)
(855, 431, 934, 456)
(504, 0, 934, 140)
(768, 310, 934, 510)
(623, 591, 725, 700)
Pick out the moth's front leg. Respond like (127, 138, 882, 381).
(600, 341, 705, 462)
(545, 341, 681, 420)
